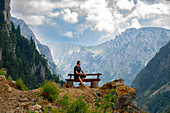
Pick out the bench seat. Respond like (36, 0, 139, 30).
(65, 79, 101, 82)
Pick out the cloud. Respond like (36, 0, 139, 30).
(61, 8, 78, 23)
(49, 12, 60, 17)
(64, 31, 73, 38)
(116, 0, 135, 10)
(105, 0, 170, 33)
(11, 0, 170, 34)
(130, 18, 141, 29)
(12, 13, 46, 26)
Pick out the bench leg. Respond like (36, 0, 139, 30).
(67, 81, 73, 88)
(91, 81, 98, 88)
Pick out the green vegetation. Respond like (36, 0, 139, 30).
(38, 81, 118, 113)
(46, 95, 92, 113)
(7, 75, 13, 81)
(16, 78, 29, 91)
(67, 95, 90, 113)
(40, 81, 60, 102)
(0, 68, 7, 76)
(94, 89, 117, 113)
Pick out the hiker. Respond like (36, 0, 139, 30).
(74, 60, 86, 86)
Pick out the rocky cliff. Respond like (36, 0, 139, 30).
(0, 75, 143, 112)
(2, 0, 11, 36)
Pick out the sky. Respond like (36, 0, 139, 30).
(11, 0, 170, 46)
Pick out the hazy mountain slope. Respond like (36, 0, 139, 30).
(48, 27, 170, 86)
(132, 41, 170, 113)
(10, 17, 61, 79)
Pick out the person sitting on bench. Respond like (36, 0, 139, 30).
(74, 60, 86, 86)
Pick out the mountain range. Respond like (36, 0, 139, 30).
(47, 27, 170, 86)
(132, 40, 170, 113)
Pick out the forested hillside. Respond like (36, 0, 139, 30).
(0, 0, 63, 89)
(132, 41, 170, 113)
(10, 17, 63, 80)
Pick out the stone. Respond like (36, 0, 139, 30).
(19, 97, 29, 102)
(0, 75, 6, 81)
(101, 78, 124, 89)
(37, 97, 44, 103)
(91, 81, 98, 88)
(67, 81, 73, 88)
(7, 86, 12, 92)
(33, 104, 42, 110)
(18, 102, 30, 107)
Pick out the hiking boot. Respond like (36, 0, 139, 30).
(79, 83, 84, 86)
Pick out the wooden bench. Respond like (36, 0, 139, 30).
(65, 73, 102, 88)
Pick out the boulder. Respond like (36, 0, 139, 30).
(101, 78, 124, 89)
(33, 104, 42, 110)
(0, 75, 6, 81)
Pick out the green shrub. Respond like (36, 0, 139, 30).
(26, 111, 35, 113)
(68, 95, 90, 113)
(40, 81, 60, 102)
(0, 68, 7, 76)
(94, 89, 117, 113)
(58, 94, 71, 110)
(16, 78, 29, 91)
(7, 75, 12, 81)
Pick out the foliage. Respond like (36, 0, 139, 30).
(7, 75, 12, 81)
(69, 96, 90, 113)
(26, 111, 35, 113)
(40, 81, 60, 102)
(58, 94, 71, 111)
(94, 89, 117, 113)
(16, 78, 29, 91)
(0, 68, 7, 76)
(59, 95, 90, 113)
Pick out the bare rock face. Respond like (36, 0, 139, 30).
(3, 0, 11, 36)
(3, 0, 11, 25)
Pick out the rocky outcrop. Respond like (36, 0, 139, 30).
(0, 76, 51, 112)
(0, 76, 142, 113)
(102, 79, 142, 113)
(62, 78, 143, 113)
